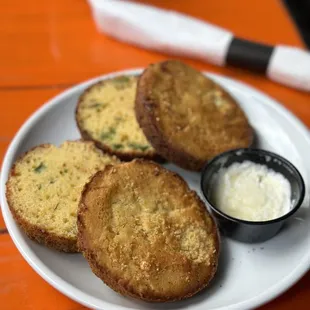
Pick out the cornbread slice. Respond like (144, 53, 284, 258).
(6, 141, 120, 252)
(78, 160, 219, 302)
(76, 76, 157, 161)
(135, 60, 253, 170)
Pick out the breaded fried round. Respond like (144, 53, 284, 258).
(78, 160, 219, 302)
(76, 75, 157, 161)
(135, 60, 253, 170)
(6, 141, 120, 252)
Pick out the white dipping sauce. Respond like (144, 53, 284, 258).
(211, 161, 291, 221)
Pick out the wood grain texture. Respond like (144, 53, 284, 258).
(0, 0, 309, 309)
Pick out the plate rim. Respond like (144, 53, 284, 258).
(1, 69, 309, 310)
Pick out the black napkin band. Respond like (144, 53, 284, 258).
(226, 37, 274, 73)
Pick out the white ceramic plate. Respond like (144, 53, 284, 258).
(1, 70, 310, 310)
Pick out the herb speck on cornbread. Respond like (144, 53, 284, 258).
(34, 162, 46, 173)
(54, 202, 60, 211)
(114, 76, 130, 84)
(128, 143, 149, 151)
(59, 168, 69, 176)
(100, 127, 116, 141)
(113, 76, 132, 90)
(112, 144, 124, 150)
(88, 103, 103, 109)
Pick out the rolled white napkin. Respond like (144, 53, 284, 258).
(88, 0, 310, 92)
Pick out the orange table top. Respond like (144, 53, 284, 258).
(0, 0, 309, 309)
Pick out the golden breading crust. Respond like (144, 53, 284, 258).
(78, 159, 220, 302)
(6, 141, 120, 252)
(135, 60, 253, 170)
(76, 76, 161, 161)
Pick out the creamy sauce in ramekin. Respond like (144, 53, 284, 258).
(210, 161, 291, 221)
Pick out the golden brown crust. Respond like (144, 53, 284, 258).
(78, 160, 220, 302)
(135, 60, 253, 171)
(75, 78, 162, 162)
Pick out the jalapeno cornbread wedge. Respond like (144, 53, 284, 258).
(76, 76, 157, 161)
(6, 141, 120, 252)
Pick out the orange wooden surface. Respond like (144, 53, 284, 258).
(0, 0, 309, 309)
